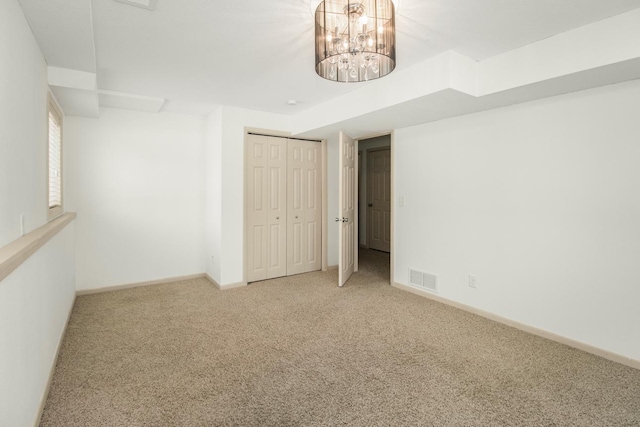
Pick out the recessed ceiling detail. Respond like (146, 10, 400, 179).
(17, 0, 640, 116)
(113, 0, 158, 11)
(98, 90, 165, 113)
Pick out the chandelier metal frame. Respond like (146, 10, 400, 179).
(314, 0, 396, 83)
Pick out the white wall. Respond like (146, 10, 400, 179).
(0, 0, 48, 247)
(394, 79, 640, 362)
(357, 135, 391, 247)
(0, 1, 77, 425)
(0, 225, 76, 427)
(65, 108, 206, 291)
(204, 107, 223, 283)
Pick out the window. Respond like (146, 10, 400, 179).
(47, 95, 63, 219)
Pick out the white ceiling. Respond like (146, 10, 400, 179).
(18, 0, 640, 116)
(17, 0, 96, 72)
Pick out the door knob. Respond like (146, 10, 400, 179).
(368, 203, 373, 207)
(295, 216, 299, 219)
(276, 216, 280, 220)
(342, 217, 348, 223)
(335, 217, 340, 222)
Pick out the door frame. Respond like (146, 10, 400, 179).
(365, 146, 391, 251)
(355, 131, 395, 285)
(242, 127, 328, 284)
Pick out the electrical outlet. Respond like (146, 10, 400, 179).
(468, 274, 477, 288)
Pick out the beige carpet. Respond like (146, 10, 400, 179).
(41, 250, 640, 426)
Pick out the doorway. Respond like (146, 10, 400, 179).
(365, 147, 391, 252)
(340, 132, 392, 287)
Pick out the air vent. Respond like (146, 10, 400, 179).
(409, 269, 438, 293)
(410, 269, 423, 286)
(113, 0, 158, 11)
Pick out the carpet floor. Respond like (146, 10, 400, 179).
(41, 250, 640, 426)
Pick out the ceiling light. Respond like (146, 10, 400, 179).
(309, 0, 400, 16)
(314, 0, 396, 83)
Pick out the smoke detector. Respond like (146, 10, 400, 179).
(113, 0, 158, 11)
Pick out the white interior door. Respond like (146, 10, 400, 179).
(246, 135, 287, 282)
(368, 148, 391, 252)
(287, 139, 322, 276)
(338, 132, 358, 287)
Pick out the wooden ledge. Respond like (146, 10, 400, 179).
(0, 212, 76, 283)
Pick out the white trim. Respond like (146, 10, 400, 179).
(46, 93, 64, 221)
(392, 281, 640, 371)
(47, 88, 64, 115)
(76, 273, 206, 296)
(33, 294, 76, 427)
(205, 274, 248, 290)
(322, 138, 328, 271)
(354, 138, 359, 273)
(390, 131, 395, 285)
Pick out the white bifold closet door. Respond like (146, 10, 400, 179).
(246, 134, 321, 283)
(247, 135, 287, 282)
(287, 139, 322, 276)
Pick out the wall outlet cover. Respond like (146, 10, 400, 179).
(468, 274, 477, 288)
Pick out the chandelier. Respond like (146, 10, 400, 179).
(314, 0, 396, 83)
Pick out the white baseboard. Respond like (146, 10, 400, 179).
(76, 273, 206, 296)
(392, 282, 640, 371)
(205, 274, 247, 290)
(34, 294, 76, 427)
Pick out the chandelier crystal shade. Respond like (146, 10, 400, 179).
(315, 0, 396, 82)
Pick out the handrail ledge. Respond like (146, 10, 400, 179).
(0, 212, 76, 283)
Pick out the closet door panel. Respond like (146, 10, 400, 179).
(305, 147, 321, 266)
(287, 139, 322, 275)
(288, 143, 305, 274)
(246, 135, 268, 282)
(266, 137, 287, 279)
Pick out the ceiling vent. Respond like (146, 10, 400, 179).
(113, 0, 158, 11)
(409, 269, 438, 293)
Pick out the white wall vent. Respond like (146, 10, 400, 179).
(409, 269, 438, 293)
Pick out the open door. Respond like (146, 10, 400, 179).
(338, 131, 358, 287)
